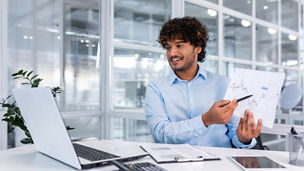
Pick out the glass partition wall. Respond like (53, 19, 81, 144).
(2, 0, 304, 151)
(6, 0, 101, 147)
(110, 0, 171, 141)
(184, 0, 304, 151)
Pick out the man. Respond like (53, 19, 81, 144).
(144, 17, 262, 148)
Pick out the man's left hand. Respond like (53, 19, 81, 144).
(236, 109, 262, 144)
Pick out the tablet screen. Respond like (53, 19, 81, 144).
(231, 156, 285, 169)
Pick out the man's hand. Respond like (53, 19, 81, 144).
(236, 110, 262, 144)
(202, 99, 237, 127)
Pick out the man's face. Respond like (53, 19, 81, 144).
(165, 40, 201, 72)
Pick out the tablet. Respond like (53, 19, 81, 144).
(229, 156, 286, 171)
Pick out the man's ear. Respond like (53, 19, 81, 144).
(195, 46, 202, 54)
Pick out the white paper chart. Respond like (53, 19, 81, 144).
(224, 69, 285, 128)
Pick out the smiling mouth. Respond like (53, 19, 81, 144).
(170, 57, 183, 63)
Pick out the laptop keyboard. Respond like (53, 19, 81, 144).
(123, 162, 167, 171)
(73, 143, 120, 161)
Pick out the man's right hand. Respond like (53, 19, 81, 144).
(202, 99, 238, 127)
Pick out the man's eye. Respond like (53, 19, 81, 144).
(164, 46, 171, 50)
(177, 45, 183, 48)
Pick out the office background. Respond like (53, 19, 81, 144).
(0, 0, 304, 151)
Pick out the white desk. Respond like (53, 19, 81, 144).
(0, 139, 303, 171)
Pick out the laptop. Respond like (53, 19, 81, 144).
(12, 87, 148, 170)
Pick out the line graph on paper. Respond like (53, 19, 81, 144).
(224, 69, 285, 128)
(229, 79, 248, 94)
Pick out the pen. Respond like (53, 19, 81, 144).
(221, 95, 253, 107)
(237, 95, 253, 103)
(110, 160, 131, 171)
(173, 156, 204, 162)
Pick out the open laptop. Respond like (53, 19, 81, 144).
(12, 87, 148, 170)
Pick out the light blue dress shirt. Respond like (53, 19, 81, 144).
(145, 62, 256, 148)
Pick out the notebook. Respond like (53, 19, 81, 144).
(140, 143, 219, 163)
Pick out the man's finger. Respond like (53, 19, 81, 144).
(222, 99, 237, 112)
(221, 101, 235, 113)
(239, 118, 244, 130)
(242, 110, 249, 131)
(254, 119, 262, 137)
(249, 112, 255, 126)
(248, 112, 255, 131)
(217, 100, 231, 107)
(231, 99, 238, 110)
(243, 110, 249, 123)
(227, 99, 238, 114)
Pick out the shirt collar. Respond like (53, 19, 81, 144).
(168, 62, 207, 85)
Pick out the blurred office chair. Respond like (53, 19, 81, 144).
(252, 135, 269, 150)
(280, 83, 302, 112)
(280, 83, 303, 124)
(125, 81, 146, 108)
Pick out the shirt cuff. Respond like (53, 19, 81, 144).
(232, 136, 257, 149)
(191, 114, 207, 130)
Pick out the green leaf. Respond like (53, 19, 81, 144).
(12, 73, 19, 77)
(24, 130, 31, 137)
(31, 74, 38, 80)
(27, 71, 33, 77)
(32, 79, 43, 87)
(66, 126, 75, 130)
(13, 77, 21, 79)
(2, 118, 9, 122)
(5, 110, 14, 115)
(51, 91, 56, 97)
(3, 113, 10, 117)
(21, 83, 30, 85)
(20, 137, 33, 144)
(6, 95, 12, 100)
(19, 125, 27, 131)
(22, 71, 27, 76)
(2, 103, 12, 108)
(17, 70, 23, 75)
(53, 87, 63, 92)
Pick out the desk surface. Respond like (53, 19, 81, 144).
(0, 139, 302, 171)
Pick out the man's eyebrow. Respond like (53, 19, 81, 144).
(176, 40, 186, 43)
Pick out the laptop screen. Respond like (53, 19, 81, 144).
(13, 88, 82, 169)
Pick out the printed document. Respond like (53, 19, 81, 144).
(140, 143, 218, 163)
(224, 69, 285, 128)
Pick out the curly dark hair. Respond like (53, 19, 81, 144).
(158, 16, 209, 62)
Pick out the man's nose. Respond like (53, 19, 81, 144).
(168, 47, 178, 56)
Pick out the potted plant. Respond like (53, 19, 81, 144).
(0, 70, 74, 144)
